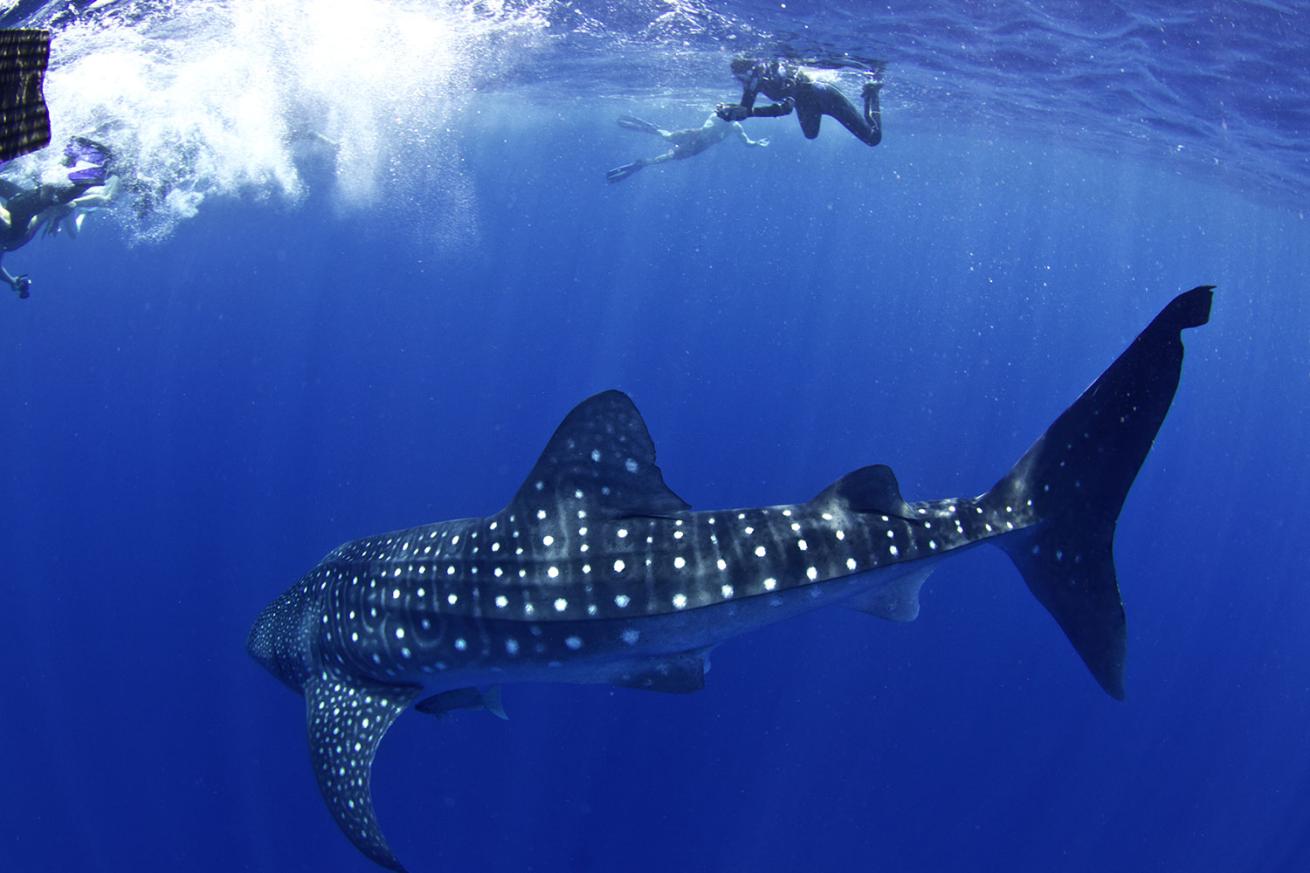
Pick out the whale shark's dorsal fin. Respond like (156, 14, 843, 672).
(508, 390, 690, 519)
(811, 464, 912, 519)
(305, 672, 420, 873)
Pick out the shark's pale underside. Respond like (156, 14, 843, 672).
(250, 286, 1213, 871)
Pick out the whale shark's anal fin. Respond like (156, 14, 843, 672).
(305, 672, 420, 872)
(986, 285, 1213, 699)
(846, 565, 935, 622)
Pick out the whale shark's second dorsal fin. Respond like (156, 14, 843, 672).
(507, 390, 690, 520)
(305, 672, 420, 872)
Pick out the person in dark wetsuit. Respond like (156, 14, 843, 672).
(715, 58, 885, 146)
(0, 136, 117, 298)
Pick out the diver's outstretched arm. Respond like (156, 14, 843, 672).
(1, 261, 31, 299)
(718, 96, 793, 122)
(715, 81, 762, 122)
(749, 97, 794, 118)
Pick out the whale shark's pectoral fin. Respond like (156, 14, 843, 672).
(305, 672, 421, 873)
(416, 686, 508, 721)
(612, 650, 709, 693)
(846, 566, 935, 622)
(508, 390, 690, 520)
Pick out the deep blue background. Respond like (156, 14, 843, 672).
(2, 105, 1308, 872)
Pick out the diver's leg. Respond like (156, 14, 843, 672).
(795, 98, 823, 139)
(813, 82, 880, 146)
(861, 62, 886, 145)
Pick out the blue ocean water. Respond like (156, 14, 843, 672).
(1, 1, 1308, 871)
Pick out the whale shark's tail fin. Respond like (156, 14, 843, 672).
(984, 286, 1213, 699)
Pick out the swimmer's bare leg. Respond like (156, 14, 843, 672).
(606, 157, 649, 183)
(606, 147, 679, 183)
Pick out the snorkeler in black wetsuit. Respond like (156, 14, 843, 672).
(716, 58, 885, 147)
(0, 136, 117, 298)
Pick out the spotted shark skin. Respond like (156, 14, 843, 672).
(249, 287, 1213, 871)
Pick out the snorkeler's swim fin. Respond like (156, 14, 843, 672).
(617, 115, 662, 134)
(606, 161, 646, 184)
(64, 136, 114, 185)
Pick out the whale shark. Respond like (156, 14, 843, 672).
(249, 286, 1213, 871)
